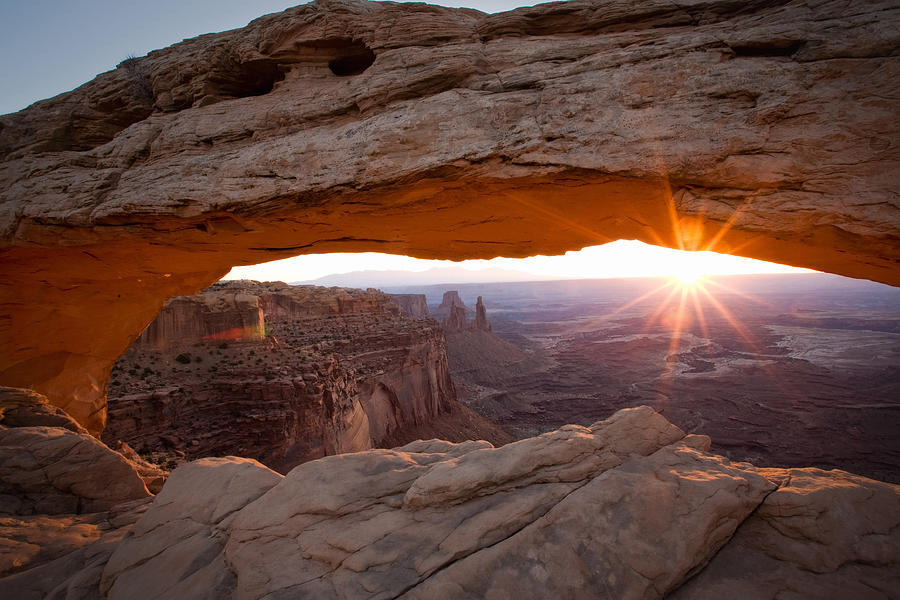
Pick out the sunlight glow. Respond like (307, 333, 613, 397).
(222, 240, 815, 284)
(672, 269, 704, 287)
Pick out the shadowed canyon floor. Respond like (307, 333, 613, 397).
(397, 273, 900, 483)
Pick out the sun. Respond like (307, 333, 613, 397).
(671, 266, 706, 287)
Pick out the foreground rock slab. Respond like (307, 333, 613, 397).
(1, 406, 898, 598)
(0, 426, 150, 515)
(670, 467, 900, 599)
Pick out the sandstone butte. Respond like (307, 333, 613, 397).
(0, 0, 898, 433)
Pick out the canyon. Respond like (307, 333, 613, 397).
(1, 0, 898, 429)
(103, 282, 509, 472)
(1, 0, 899, 597)
(423, 275, 900, 484)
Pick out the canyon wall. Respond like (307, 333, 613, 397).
(135, 291, 265, 349)
(388, 294, 430, 319)
(0, 0, 897, 431)
(103, 282, 508, 472)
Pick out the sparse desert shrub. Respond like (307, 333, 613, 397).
(219, 342, 229, 349)
(194, 356, 203, 363)
(165, 460, 177, 470)
(118, 54, 154, 102)
(175, 353, 191, 364)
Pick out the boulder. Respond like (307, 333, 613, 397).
(0, 387, 87, 434)
(0, 426, 150, 515)
(99, 457, 281, 600)
(670, 467, 900, 599)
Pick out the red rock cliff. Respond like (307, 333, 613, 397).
(135, 291, 265, 349)
(103, 282, 506, 472)
(388, 294, 430, 318)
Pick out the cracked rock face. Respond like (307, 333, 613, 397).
(16, 405, 894, 599)
(1, 0, 898, 431)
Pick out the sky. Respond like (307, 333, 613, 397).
(223, 241, 814, 283)
(2, 0, 814, 284)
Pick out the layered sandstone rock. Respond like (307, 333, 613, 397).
(0, 394, 152, 516)
(1, 0, 898, 430)
(0, 497, 152, 593)
(670, 467, 900, 598)
(439, 292, 492, 333)
(103, 282, 509, 473)
(434, 291, 471, 319)
(135, 292, 264, 349)
(0, 387, 87, 434)
(473, 296, 491, 332)
(388, 294, 430, 318)
(3, 406, 895, 599)
(442, 305, 469, 333)
(0, 426, 150, 515)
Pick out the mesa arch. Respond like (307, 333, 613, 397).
(0, 0, 898, 434)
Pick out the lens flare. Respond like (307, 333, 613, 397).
(672, 268, 704, 287)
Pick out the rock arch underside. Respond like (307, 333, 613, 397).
(0, 0, 898, 434)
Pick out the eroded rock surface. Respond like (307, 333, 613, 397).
(434, 291, 472, 319)
(388, 294, 430, 319)
(670, 467, 900, 599)
(0, 387, 88, 434)
(135, 291, 265, 349)
(473, 296, 491, 332)
(1, 405, 897, 598)
(1, 0, 898, 430)
(0, 426, 150, 515)
(103, 281, 510, 472)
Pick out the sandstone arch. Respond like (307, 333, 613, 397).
(1, 0, 898, 433)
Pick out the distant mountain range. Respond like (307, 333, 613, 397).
(293, 266, 568, 288)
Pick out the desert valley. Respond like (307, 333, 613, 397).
(1, 0, 899, 597)
(407, 274, 900, 483)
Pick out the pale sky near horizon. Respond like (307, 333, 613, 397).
(223, 241, 814, 283)
(2, 0, 815, 282)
